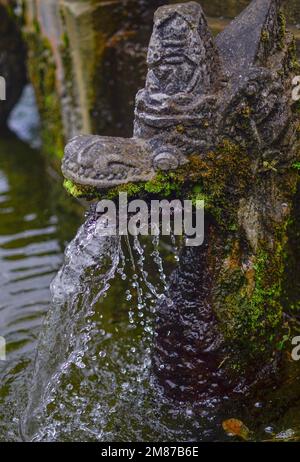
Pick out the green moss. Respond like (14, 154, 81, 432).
(23, 31, 64, 161)
(250, 251, 282, 330)
(215, 239, 285, 362)
(189, 187, 211, 208)
(288, 37, 300, 73)
(281, 181, 300, 314)
(278, 11, 286, 51)
(63, 140, 252, 232)
(261, 30, 270, 43)
(33, 19, 40, 35)
(64, 179, 87, 198)
(212, 186, 296, 361)
(105, 182, 144, 200)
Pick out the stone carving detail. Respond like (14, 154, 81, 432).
(62, 0, 297, 189)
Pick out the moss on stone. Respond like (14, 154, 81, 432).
(261, 30, 270, 43)
(281, 180, 300, 314)
(64, 179, 87, 198)
(23, 31, 64, 161)
(278, 11, 287, 51)
(214, 233, 287, 361)
(288, 36, 300, 73)
(63, 139, 252, 232)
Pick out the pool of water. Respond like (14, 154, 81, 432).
(0, 87, 84, 440)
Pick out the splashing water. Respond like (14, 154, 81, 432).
(21, 205, 208, 442)
(12, 202, 300, 443)
(21, 207, 121, 440)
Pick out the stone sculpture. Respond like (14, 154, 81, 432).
(62, 0, 297, 190)
(62, 0, 300, 396)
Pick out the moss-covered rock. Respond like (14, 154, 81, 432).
(24, 30, 64, 162)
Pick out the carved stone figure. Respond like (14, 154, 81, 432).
(62, 1, 300, 399)
(62, 0, 298, 188)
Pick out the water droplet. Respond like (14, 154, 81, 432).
(264, 426, 274, 434)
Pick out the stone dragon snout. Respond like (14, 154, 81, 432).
(62, 134, 186, 189)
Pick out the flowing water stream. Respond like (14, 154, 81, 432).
(19, 209, 194, 441)
(18, 205, 239, 442)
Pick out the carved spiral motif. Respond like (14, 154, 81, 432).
(153, 152, 179, 171)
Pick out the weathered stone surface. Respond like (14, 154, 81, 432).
(63, 134, 155, 188)
(0, 3, 26, 129)
(63, 1, 223, 187)
(62, 2, 223, 186)
(134, 2, 223, 156)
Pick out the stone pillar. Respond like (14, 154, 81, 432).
(0, 1, 26, 129)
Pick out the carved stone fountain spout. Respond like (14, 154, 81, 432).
(63, 0, 297, 188)
(62, 1, 226, 187)
(62, 1, 300, 397)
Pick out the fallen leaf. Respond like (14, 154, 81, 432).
(222, 418, 250, 440)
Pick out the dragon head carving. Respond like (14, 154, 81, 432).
(62, 0, 297, 192)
